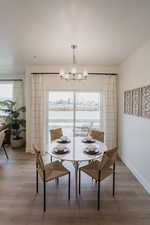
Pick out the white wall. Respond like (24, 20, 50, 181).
(119, 39, 150, 193)
(0, 74, 24, 80)
(28, 64, 118, 74)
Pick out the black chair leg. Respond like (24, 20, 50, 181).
(113, 162, 115, 196)
(97, 180, 101, 210)
(68, 172, 70, 200)
(43, 171, 46, 212)
(36, 164, 38, 193)
(2, 144, 9, 160)
(56, 178, 59, 185)
(79, 169, 81, 195)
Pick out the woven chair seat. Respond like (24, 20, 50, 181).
(80, 164, 113, 181)
(38, 160, 69, 182)
(33, 145, 71, 212)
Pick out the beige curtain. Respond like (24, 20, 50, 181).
(26, 75, 47, 154)
(103, 75, 117, 149)
(13, 81, 25, 138)
(13, 81, 24, 108)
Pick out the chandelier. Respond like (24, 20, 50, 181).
(59, 45, 88, 80)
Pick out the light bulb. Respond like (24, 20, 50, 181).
(78, 74, 82, 80)
(71, 67, 77, 74)
(59, 69, 65, 77)
(83, 70, 88, 78)
(64, 73, 69, 79)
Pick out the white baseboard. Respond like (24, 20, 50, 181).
(119, 153, 150, 194)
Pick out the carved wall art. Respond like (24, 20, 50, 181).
(124, 85, 150, 119)
(124, 90, 132, 115)
(132, 88, 141, 116)
(141, 85, 150, 119)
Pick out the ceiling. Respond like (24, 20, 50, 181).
(0, 0, 150, 74)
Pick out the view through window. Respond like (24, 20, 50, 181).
(48, 91, 100, 137)
(0, 83, 13, 120)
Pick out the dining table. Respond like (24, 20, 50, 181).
(48, 136, 107, 197)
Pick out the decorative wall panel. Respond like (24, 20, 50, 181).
(124, 85, 150, 119)
(124, 90, 132, 115)
(141, 85, 150, 118)
(132, 88, 141, 116)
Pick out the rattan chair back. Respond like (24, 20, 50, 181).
(103, 148, 117, 169)
(90, 130, 104, 142)
(33, 145, 45, 170)
(50, 128, 63, 141)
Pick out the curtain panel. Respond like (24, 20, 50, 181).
(13, 81, 24, 108)
(13, 80, 25, 138)
(26, 75, 47, 154)
(103, 76, 117, 149)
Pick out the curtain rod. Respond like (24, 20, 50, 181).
(0, 79, 23, 81)
(31, 72, 117, 76)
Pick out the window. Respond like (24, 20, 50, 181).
(49, 91, 74, 137)
(0, 82, 13, 120)
(75, 92, 100, 136)
(48, 91, 101, 138)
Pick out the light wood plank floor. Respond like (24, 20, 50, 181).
(0, 147, 150, 225)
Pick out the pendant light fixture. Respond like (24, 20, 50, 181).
(59, 45, 88, 80)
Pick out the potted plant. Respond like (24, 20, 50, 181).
(0, 100, 26, 148)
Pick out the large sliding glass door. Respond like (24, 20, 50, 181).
(48, 91, 74, 137)
(75, 92, 100, 136)
(48, 91, 101, 138)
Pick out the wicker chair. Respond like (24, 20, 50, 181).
(50, 128, 63, 141)
(79, 148, 117, 210)
(89, 130, 104, 142)
(33, 145, 70, 212)
(0, 130, 9, 159)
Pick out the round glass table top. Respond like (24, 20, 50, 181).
(48, 136, 107, 162)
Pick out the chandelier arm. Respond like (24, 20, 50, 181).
(72, 45, 77, 65)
